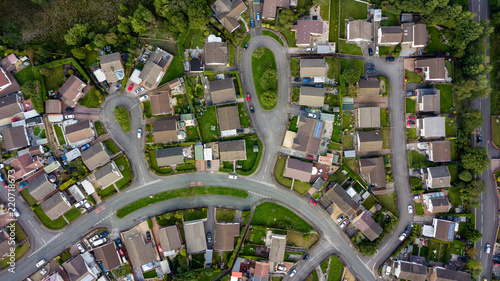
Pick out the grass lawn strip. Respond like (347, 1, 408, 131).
(252, 48, 277, 110)
(114, 106, 131, 133)
(493, 116, 500, 148)
(78, 86, 101, 108)
(405, 98, 416, 113)
(251, 202, 313, 233)
(117, 187, 248, 218)
(63, 208, 81, 222)
(339, 0, 368, 37)
(328, 256, 344, 281)
(104, 139, 120, 154)
(338, 41, 363, 55)
(280, 28, 297, 47)
(114, 155, 133, 190)
(436, 84, 453, 113)
(275, 156, 292, 188)
(184, 208, 208, 221)
(0, 241, 29, 268)
(147, 149, 174, 175)
(20, 189, 37, 206)
(445, 116, 456, 137)
(54, 124, 66, 145)
(375, 193, 398, 215)
(216, 209, 235, 222)
(426, 27, 450, 54)
(198, 106, 219, 142)
(159, 56, 184, 86)
(262, 30, 284, 46)
(34, 205, 68, 229)
(329, 0, 339, 43)
(94, 121, 105, 137)
(238, 103, 251, 128)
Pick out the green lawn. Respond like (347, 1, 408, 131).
(445, 116, 456, 137)
(426, 27, 450, 54)
(339, 0, 368, 37)
(275, 156, 292, 188)
(143, 270, 157, 279)
(493, 116, 500, 148)
(415, 203, 424, 215)
(342, 133, 353, 149)
(362, 196, 377, 210)
(79, 87, 101, 108)
(117, 187, 248, 218)
(375, 193, 397, 216)
(20, 188, 37, 206)
(238, 103, 251, 128)
(437, 84, 453, 113)
(142, 100, 152, 118)
(0, 241, 29, 268)
(184, 208, 208, 222)
(43, 65, 66, 91)
(340, 59, 364, 76)
(99, 185, 117, 199)
(280, 28, 297, 47)
(114, 106, 131, 133)
(160, 56, 184, 86)
(262, 30, 284, 46)
(229, 45, 236, 66)
(33, 205, 68, 229)
(252, 48, 277, 110)
(54, 124, 66, 145)
(329, 0, 339, 43)
(380, 108, 389, 127)
(382, 128, 390, 149)
(251, 202, 313, 233)
(338, 41, 363, 55)
(84, 50, 99, 66)
(448, 164, 460, 184)
(328, 256, 344, 281)
(183, 29, 205, 49)
(407, 128, 417, 140)
(406, 98, 416, 113)
(14, 66, 35, 85)
(147, 149, 174, 175)
(408, 150, 433, 169)
(11, 222, 27, 242)
(448, 186, 463, 205)
(94, 121, 105, 137)
(185, 126, 200, 141)
(237, 137, 258, 171)
(197, 106, 219, 142)
(104, 139, 120, 154)
(405, 70, 423, 83)
(216, 209, 235, 222)
(64, 208, 81, 222)
(114, 155, 133, 190)
(290, 58, 299, 77)
(450, 140, 458, 161)
(326, 58, 340, 80)
(241, 34, 251, 47)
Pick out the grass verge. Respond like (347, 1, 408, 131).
(114, 106, 131, 133)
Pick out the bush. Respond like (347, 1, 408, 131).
(114, 106, 131, 133)
(410, 177, 422, 188)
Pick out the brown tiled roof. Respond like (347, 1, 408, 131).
(153, 119, 178, 143)
(59, 75, 87, 107)
(292, 116, 323, 155)
(254, 262, 270, 279)
(427, 166, 451, 189)
(81, 142, 110, 171)
(28, 145, 44, 156)
(121, 228, 157, 268)
(358, 79, 381, 97)
(209, 79, 236, 104)
(41, 192, 72, 221)
(299, 87, 325, 107)
(217, 105, 240, 131)
(93, 243, 122, 271)
(100, 53, 124, 83)
(429, 141, 451, 162)
(262, 0, 290, 20)
(94, 162, 123, 189)
(416, 58, 447, 80)
(300, 59, 327, 77)
(213, 0, 247, 32)
(65, 121, 94, 145)
(430, 267, 471, 281)
(150, 93, 172, 115)
(402, 23, 414, 43)
(214, 223, 240, 251)
(346, 20, 372, 42)
(26, 173, 55, 201)
(63, 255, 96, 281)
(359, 157, 386, 189)
(352, 211, 383, 241)
(10, 154, 43, 180)
(0, 67, 20, 97)
(204, 42, 228, 66)
(45, 99, 62, 114)
(356, 131, 383, 152)
(319, 183, 359, 216)
(0, 94, 22, 120)
(157, 225, 182, 253)
(219, 140, 246, 161)
(429, 198, 451, 213)
(420, 93, 440, 113)
(357, 107, 381, 128)
(413, 24, 428, 47)
(184, 220, 207, 253)
(283, 158, 313, 182)
(434, 219, 456, 241)
(291, 20, 324, 45)
(379, 26, 402, 44)
(396, 261, 427, 281)
(0, 126, 29, 151)
(167, 78, 182, 90)
(156, 147, 184, 166)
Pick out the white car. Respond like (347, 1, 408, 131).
(228, 174, 238, 180)
(139, 95, 148, 102)
(40, 268, 47, 275)
(89, 234, 99, 242)
(385, 266, 391, 275)
(0, 163, 4, 169)
(307, 113, 317, 119)
(77, 243, 85, 253)
(289, 268, 297, 277)
(134, 87, 145, 95)
(65, 114, 75, 119)
(486, 243, 491, 254)
(137, 129, 142, 139)
(408, 205, 413, 214)
(339, 221, 347, 229)
(399, 233, 407, 241)
(36, 259, 46, 268)
(375, 46, 379, 55)
(336, 215, 344, 223)
(12, 208, 20, 218)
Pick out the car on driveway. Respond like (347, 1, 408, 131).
(249, 106, 255, 113)
(135, 87, 145, 95)
(309, 199, 317, 206)
(386, 56, 395, 61)
(477, 135, 482, 144)
(250, 20, 255, 28)
(11, 117, 19, 122)
(406, 91, 414, 96)
(386, 266, 391, 275)
(407, 121, 415, 125)
(40, 268, 47, 276)
(337, 215, 344, 223)
(127, 83, 134, 92)
(367, 69, 376, 74)
(77, 243, 85, 253)
(103, 81, 110, 89)
(207, 232, 212, 243)
(307, 113, 317, 119)
(256, 12, 260, 21)
(375, 46, 379, 55)
(294, 77, 301, 82)
(114, 84, 122, 90)
(119, 248, 125, 256)
(139, 95, 148, 102)
(366, 63, 374, 69)
(306, 155, 314, 160)
(302, 77, 312, 82)
(146, 231, 151, 241)
(66, 108, 74, 112)
(65, 114, 75, 119)
(408, 205, 413, 214)
(408, 116, 415, 121)
(80, 144, 90, 151)
(368, 48, 373, 56)
(246, 93, 251, 101)
(244, 43, 249, 50)
(339, 221, 347, 229)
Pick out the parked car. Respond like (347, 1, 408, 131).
(339, 221, 347, 228)
(386, 56, 395, 61)
(207, 232, 212, 243)
(486, 243, 491, 254)
(135, 87, 145, 95)
(40, 268, 47, 275)
(399, 233, 407, 241)
(103, 81, 110, 89)
(406, 91, 414, 96)
(244, 43, 249, 50)
(36, 259, 46, 268)
(228, 174, 238, 180)
(207, 160, 211, 169)
(100, 231, 109, 238)
(407, 121, 415, 125)
(92, 238, 107, 247)
(367, 69, 376, 74)
(294, 77, 301, 82)
(236, 128, 244, 133)
(307, 113, 317, 119)
(119, 248, 125, 256)
(250, 19, 255, 28)
(11, 117, 19, 122)
(306, 155, 314, 160)
(127, 83, 134, 92)
(146, 231, 151, 241)
(302, 77, 312, 82)
(314, 84, 323, 88)
(114, 84, 122, 90)
(246, 93, 251, 101)
(249, 106, 255, 113)
(413, 195, 421, 200)
(306, 47, 314, 52)
(366, 63, 375, 69)
(80, 144, 90, 151)
(368, 48, 373, 56)
(477, 135, 482, 144)
(137, 129, 142, 139)
(337, 215, 344, 223)
(408, 116, 415, 121)
(77, 243, 85, 253)
(116, 238, 123, 248)
(375, 46, 379, 55)
(408, 205, 413, 214)
(158, 244, 162, 253)
(139, 95, 148, 102)
(19, 181, 28, 189)
(65, 107, 74, 112)
(89, 234, 99, 242)
(12, 208, 20, 218)
(309, 199, 317, 206)
(289, 268, 297, 277)
(256, 12, 260, 21)
(303, 253, 309, 260)
(65, 114, 75, 119)
(386, 266, 391, 275)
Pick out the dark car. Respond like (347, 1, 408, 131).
(367, 69, 376, 74)
(386, 56, 395, 61)
(406, 91, 414, 96)
(116, 238, 123, 248)
(315, 84, 323, 88)
(207, 160, 211, 169)
(250, 106, 255, 113)
(66, 108, 74, 112)
(303, 78, 312, 82)
(477, 135, 482, 144)
(244, 43, 249, 50)
(207, 232, 212, 243)
(146, 231, 151, 241)
(294, 77, 301, 82)
(100, 231, 109, 238)
(236, 128, 244, 133)
(368, 48, 373, 56)
(366, 63, 375, 69)
(103, 81, 110, 89)
(80, 144, 90, 151)
(250, 19, 255, 28)
(303, 253, 309, 260)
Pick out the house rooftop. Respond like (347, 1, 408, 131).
(283, 158, 313, 182)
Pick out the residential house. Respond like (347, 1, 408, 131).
(412, 24, 428, 48)
(346, 20, 372, 43)
(423, 192, 451, 213)
(357, 107, 381, 128)
(45, 99, 62, 114)
(425, 166, 451, 189)
(401, 23, 414, 45)
(292, 116, 324, 155)
(422, 218, 458, 242)
(283, 158, 313, 182)
(153, 119, 178, 143)
(203, 42, 228, 66)
(65, 120, 95, 146)
(268, 233, 286, 271)
(299, 59, 326, 80)
(291, 20, 324, 46)
(121, 227, 157, 270)
(0, 94, 22, 123)
(378, 26, 402, 45)
(157, 225, 182, 257)
(68, 185, 86, 202)
(427, 141, 451, 162)
(0, 126, 29, 151)
(188, 60, 205, 72)
(0, 66, 20, 97)
(358, 79, 381, 97)
(10, 154, 43, 180)
(99, 53, 125, 83)
(429, 266, 471, 281)
(62, 255, 97, 281)
(209, 79, 237, 104)
(418, 117, 445, 139)
(29, 145, 44, 156)
(212, 0, 247, 33)
(150, 93, 172, 116)
(167, 78, 183, 92)
(0, 230, 10, 258)
(59, 75, 87, 108)
(262, 0, 290, 20)
(43, 272, 65, 281)
(214, 222, 240, 251)
(217, 105, 240, 137)
(139, 48, 173, 89)
(415, 58, 449, 82)
(394, 260, 427, 281)
(93, 243, 122, 271)
(253, 261, 270, 281)
(416, 88, 440, 114)
(156, 147, 184, 167)
(81, 142, 110, 171)
(359, 157, 386, 191)
(351, 211, 383, 241)
(93, 161, 123, 189)
(299, 87, 325, 107)
(183, 220, 207, 254)
(41, 192, 72, 221)
(219, 140, 247, 162)
(356, 131, 383, 152)
(26, 173, 55, 201)
(319, 183, 360, 217)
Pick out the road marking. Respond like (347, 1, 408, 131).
(28, 232, 64, 257)
(94, 211, 117, 226)
(248, 191, 271, 199)
(247, 178, 277, 188)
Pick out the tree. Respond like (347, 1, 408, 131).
(465, 226, 483, 243)
(250, 134, 259, 141)
(467, 258, 483, 279)
(277, 9, 294, 30)
(130, 5, 155, 36)
(187, 0, 210, 30)
(252, 47, 266, 59)
(71, 47, 87, 60)
(450, 11, 490, 53)
(93, 34, 108, 48)
(117, 16, 131, 34)
(261, 91, 277, 107)
(106, 33, 119, 45)
(358, 239, 378, 256)
(461, 147, 490, 175)
(458, 170, 472, 182)
(342, 67, 361, 84)
(259, 69, 278, 90)
(345, 84, 359, 97)
(20, 80, 38, 98)
(459, 178, 486, 207)
(460, 108, 484, 133)
(64, 23, 90, 46)
(410, 177, 422, 188)
(453, 79, 477, 100)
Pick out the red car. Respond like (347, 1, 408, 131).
(246, 93, 251, 101)
(127, 83, 134, 92)
(407, 121, 415, 125)
(119, 248, 124, 256)
(306, 155, 313, 160)
(11, 117, 19, 122)
(310, 199, 317, 206)
(407, 116, 415, 121)
(158, 244, 162, 253)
